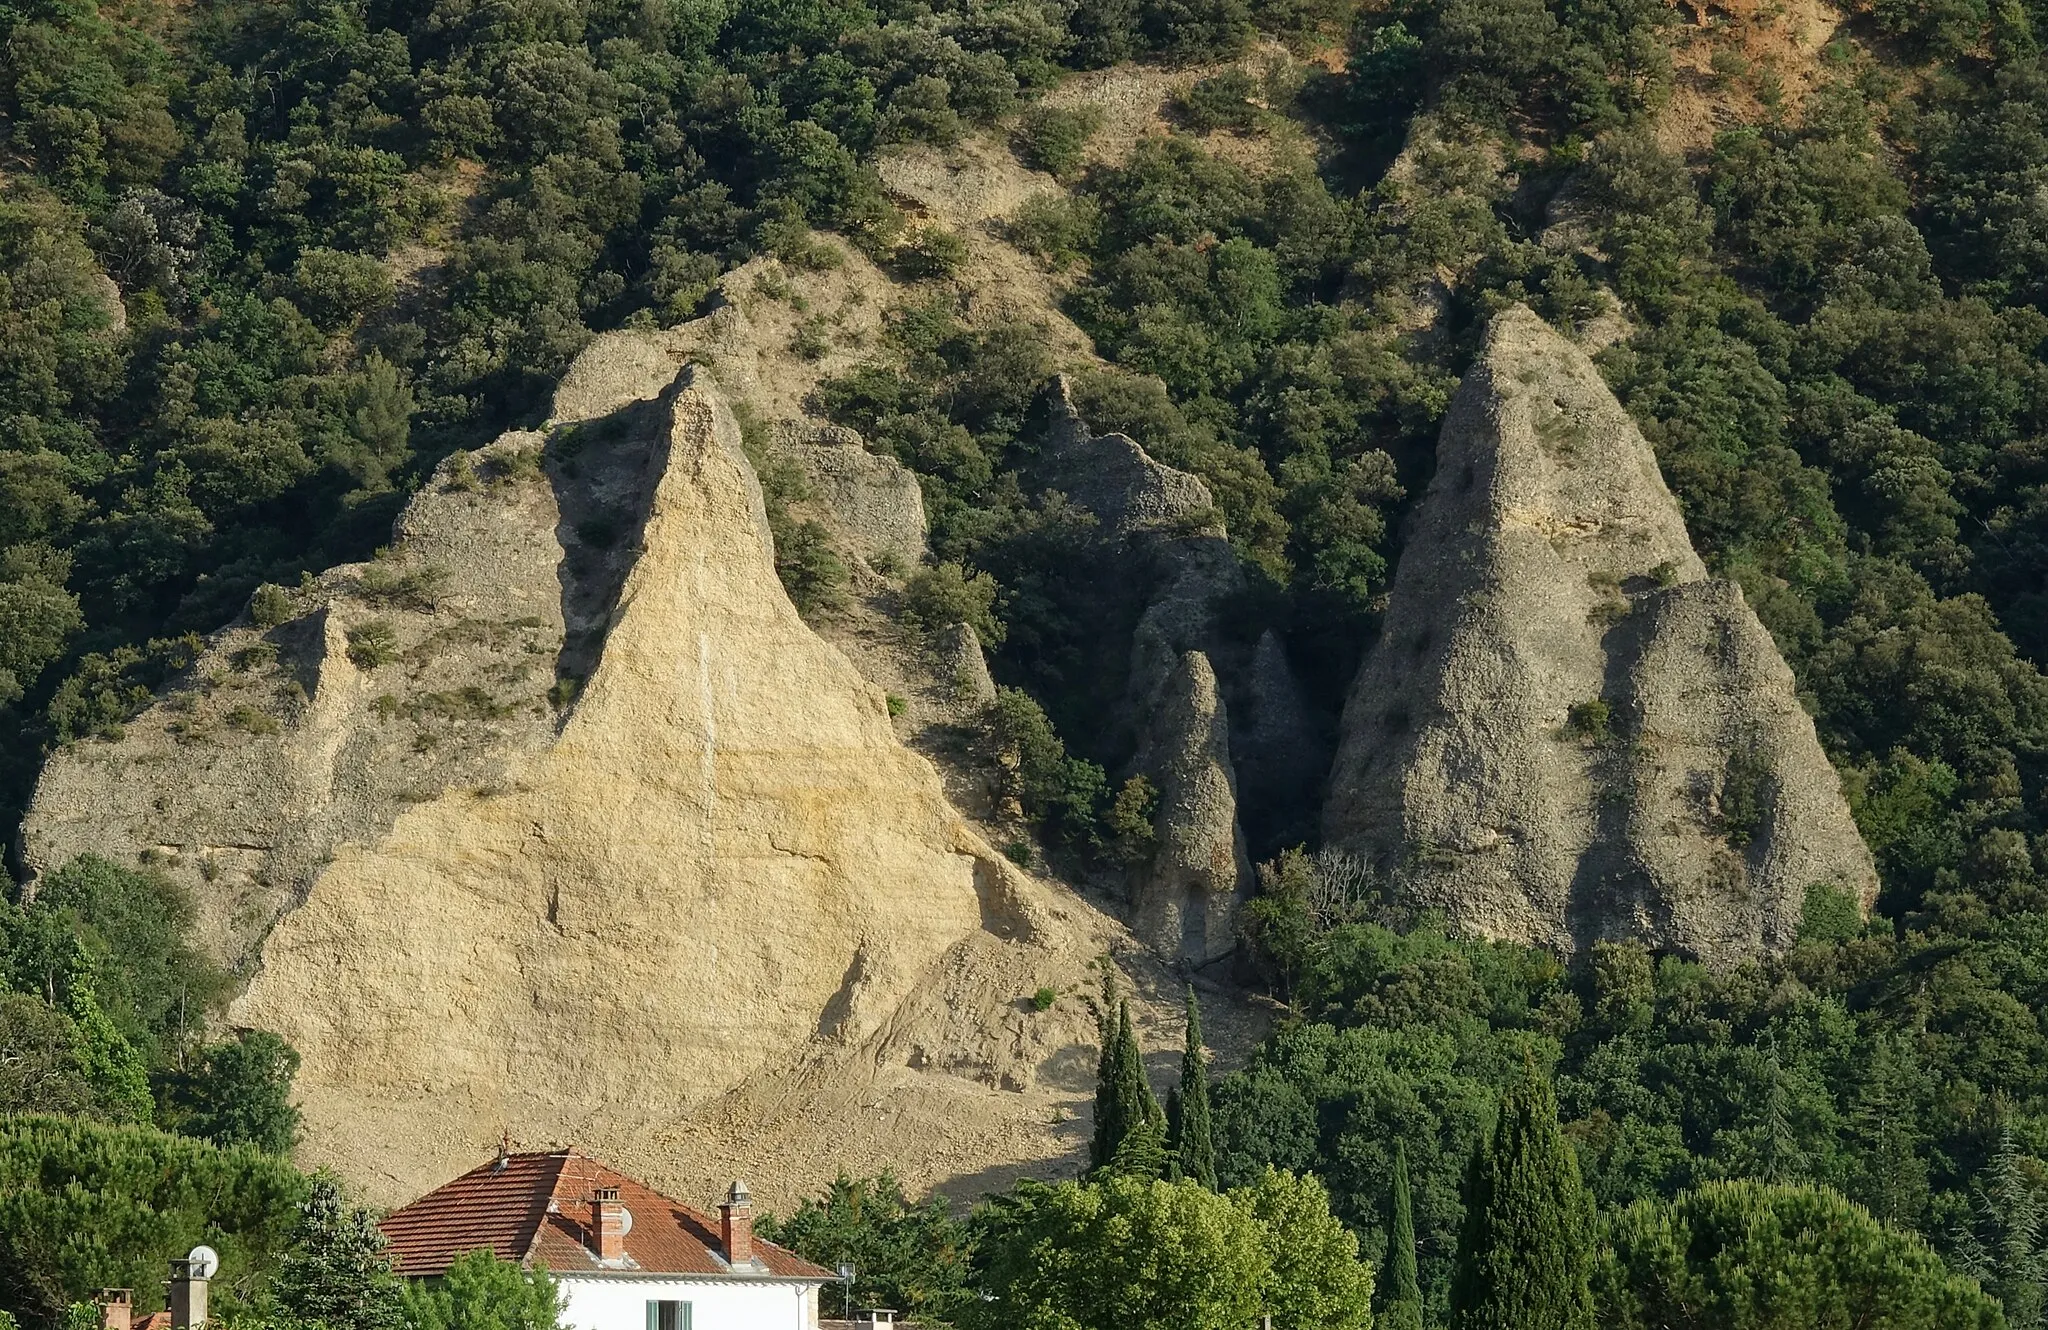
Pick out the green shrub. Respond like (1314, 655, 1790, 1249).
(1008, 194, 1102, 266)
(249, 584, 293, 628)
(223, 704, 279, 735)
(903, 562, 1005, 644)
(791, 317, 832, 360)
(1720, 751, 1773, 848)
(775, 520, 849, 617)
(289, 248, 394, 331)
(356, 562, 447, 610)
(1176, 69, 1264, 132)
(895, 226, 970, 280)
(345, 621, 399, 669)
(1566, 699, 1612, 741)
(1016, 105, 1105, 179)
(1031, 986, 1057, 1011)
(1798, 880, 1864, 946)
(1104, 774, 1159, 866)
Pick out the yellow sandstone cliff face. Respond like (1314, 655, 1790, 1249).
(237, 373, 1001, 1181)
(27, 349, 1135, 1208)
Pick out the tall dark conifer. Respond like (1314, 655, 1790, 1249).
(1450, 1058, 1594, 1330)
(1171, 986, 1216, 1188)
(1385, 1140, 1424, 1330)
(1089, 996, 1159, 1172)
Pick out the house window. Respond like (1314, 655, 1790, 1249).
(645, 1301, 691, 1330)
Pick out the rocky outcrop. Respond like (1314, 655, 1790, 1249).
(1034, 379, 1251, 960)
(936, 622, 998, 705)
(1323, 305, 1877, 962)
(1130, 652, 1249, 964)
(772, 419, 927, 569)
(23, 348, 1133, 1208)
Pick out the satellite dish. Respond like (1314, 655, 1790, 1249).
(617, 1207, 633, 1235)
(187, 1246, 220, 1280)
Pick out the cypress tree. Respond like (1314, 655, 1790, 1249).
(1449, 1058, 1594, 1330)
(1385, 1141, 1424, 1330)
(1110, 1111, 1169, 1180)
(1172, 986, 1217, 1188)
(1090, 998, 1160, 1172)
(1089, 987, 1121, 1170)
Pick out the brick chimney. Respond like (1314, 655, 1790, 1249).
(592, 1187, 627, 1262)
(720, 1180, 753, 1267)
(98, 1290, 132, 1330)
(167, 1260, 207, 1329)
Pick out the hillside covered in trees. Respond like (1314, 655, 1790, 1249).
(10, 0, 2048, 1325)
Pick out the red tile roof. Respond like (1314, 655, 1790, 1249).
(379, 1150, 833, 1281)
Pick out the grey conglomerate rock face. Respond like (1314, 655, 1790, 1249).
(1130, 651, 1249, 964)
(1323, 305, 1878, 962)
(935, 621, 998, 705)
(1035, 378, 1251, 962)
(770, 418, 928, 570)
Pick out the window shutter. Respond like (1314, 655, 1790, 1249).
(680, 1304, 692, 1330)
(645, 1301, 657, 1330)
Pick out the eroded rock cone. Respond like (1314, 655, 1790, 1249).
(25, 359, 1113, 1207)
(1131, 651, 1250, 965)
(1323, 305, 1877, 961)
(936, 621, 998, 705)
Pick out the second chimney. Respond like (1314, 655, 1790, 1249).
(720, 1180, 753, 1267)
(98, 1290, 132, 1330)
(167, 1260, 207, 1330)
(592, 1187, 626, 1262)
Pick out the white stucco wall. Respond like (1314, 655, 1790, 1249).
(557, 1274, 819, 1330)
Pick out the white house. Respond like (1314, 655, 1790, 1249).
(380, 1149, 834, 1330)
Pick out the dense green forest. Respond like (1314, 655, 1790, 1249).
(10, 0, 2048, 1326)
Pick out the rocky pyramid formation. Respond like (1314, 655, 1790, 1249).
(1323, 305, 1877, 961)
(23, 333, 1139, 1207)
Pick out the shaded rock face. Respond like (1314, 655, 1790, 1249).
(1323, 305, 1877, 962)
(1130, 652, 1250, 964)
(1034, 380, 1251, 962)
(1235, 630, 1325, 855)
(24, 357, 1124, 1209)
(771, 419, 927, 569)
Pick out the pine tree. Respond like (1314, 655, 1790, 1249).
(1449, 1058, 1594, 1330)
(1385, 1141, 1424, 1330)
(1956, 1124, 2048, 1330)
(276, 1176, 406, 1330)
(1172, 987, 1217, 1188)
(1089, 997, 1161, 1174)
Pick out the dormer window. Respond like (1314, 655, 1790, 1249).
(645, 1300, 691, 1330)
